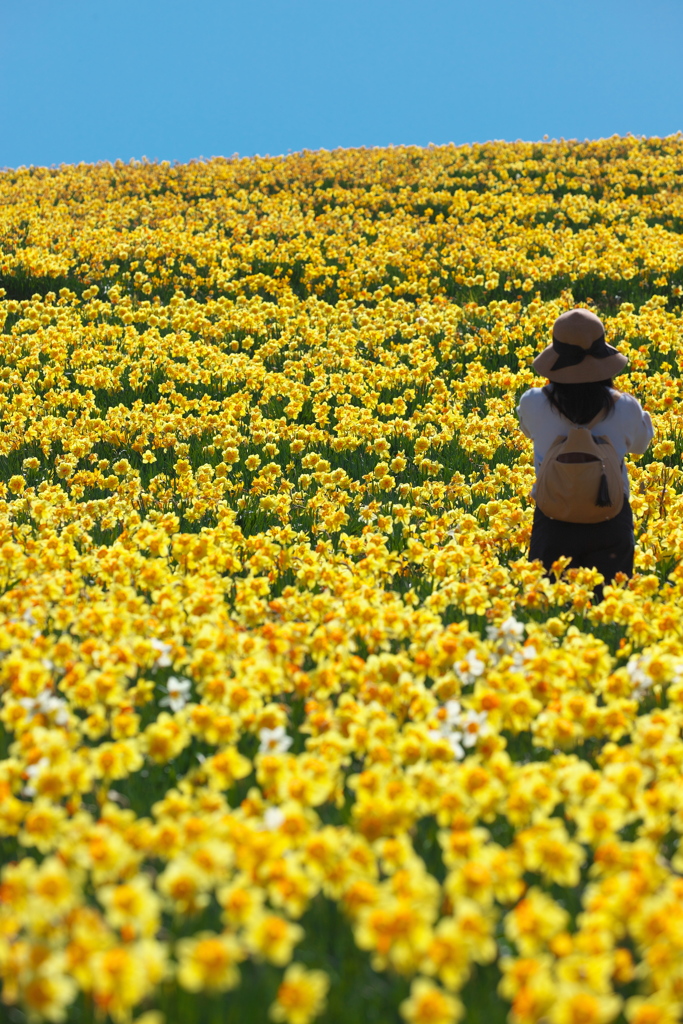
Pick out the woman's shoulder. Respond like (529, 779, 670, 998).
(610, 390, 645, 416)
(518, 387, 549, 409)
(518, 387, 559, 423)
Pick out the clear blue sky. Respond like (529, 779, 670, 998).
(2, 0, 682, 168)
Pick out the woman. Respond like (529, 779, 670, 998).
(517, 308, 653, 587)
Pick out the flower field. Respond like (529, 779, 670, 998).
(2, 135, 683, 1024)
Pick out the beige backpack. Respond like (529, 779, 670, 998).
(535, 410, 624, 523)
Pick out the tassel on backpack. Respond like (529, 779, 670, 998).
(596, 469, 611, 507)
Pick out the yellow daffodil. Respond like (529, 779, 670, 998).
(269, 963, 329, 1024)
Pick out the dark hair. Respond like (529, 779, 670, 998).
(543, 379, 616, 425)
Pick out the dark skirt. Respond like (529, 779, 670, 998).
(529, 498, 634, 586)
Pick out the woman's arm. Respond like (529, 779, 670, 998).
(625, 398, 654, 454)
(516, 390, 535, 440)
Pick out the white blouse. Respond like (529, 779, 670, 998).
(517, 387, 654, 495)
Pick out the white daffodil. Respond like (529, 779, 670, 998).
(261, 806, 286, 831)
(626, 656, 653, 700)
(430, 700, 461, 738)
(487, 615, 525, 652)
(460, 709, 489, 748)
(19, 689, 69, 725)
(258, 725, 292, 754)
(159, 676, 192, 712)
(442, 699, 462, 727)
(430, 700, 468, 760)
(151, 638, 173, 668)
(501, 616, 525, 640)
(456, 648, 486, 685)
(512, 645, 538, 673)
(447, 731, 465, 759)
(431, 701, 487, 758)
(23, 757, 50, 797)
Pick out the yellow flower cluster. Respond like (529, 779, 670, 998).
(1, 135, 683, 1024)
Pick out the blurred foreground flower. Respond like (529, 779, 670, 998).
(269, 963, 329, 1024)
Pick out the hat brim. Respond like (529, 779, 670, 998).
(532, 344, 628, 383)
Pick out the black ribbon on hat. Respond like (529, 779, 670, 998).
(550, 333, 610, 371)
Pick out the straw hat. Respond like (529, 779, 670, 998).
(533, 308, 628, 383)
